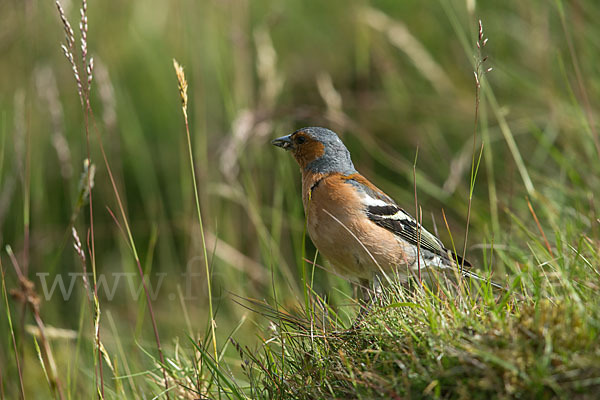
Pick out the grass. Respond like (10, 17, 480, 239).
(1, 0, 599, 398)
(237, 280, 600, 399)
(231, 190, 600, 398)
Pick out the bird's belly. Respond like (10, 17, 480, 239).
(306, 205, 417, 281)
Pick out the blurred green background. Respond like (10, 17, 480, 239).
(1, 0, 599, 397)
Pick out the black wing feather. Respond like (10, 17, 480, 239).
(344, 177, 471, 268)
(366, 204, 471, 268)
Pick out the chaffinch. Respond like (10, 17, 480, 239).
(272, 127, 496, 292)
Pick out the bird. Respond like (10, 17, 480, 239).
(271, 126, 499, 297)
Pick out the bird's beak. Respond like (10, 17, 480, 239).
(271, 135, 294, 151)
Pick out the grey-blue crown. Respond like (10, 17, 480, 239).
(295, 127, 357, 175)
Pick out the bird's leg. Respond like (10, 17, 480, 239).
(358, 278, 372, 305)
(349, 278, 373, 330)
(372, 274, 384, 299)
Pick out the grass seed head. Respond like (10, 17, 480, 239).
(173, 59, 188, 112)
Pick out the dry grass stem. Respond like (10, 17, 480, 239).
(6, 246, 64, 400)
(173, 58, 219, 367)
(526, 197, 553, 257)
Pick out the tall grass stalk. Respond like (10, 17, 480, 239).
(173, 60, 219, 365)
(302, 193, 312, 313)
(0, 257, 25, 399)
(90, 57, 171, 400)
(412, 148, 422, 282)
(461, 20, 488, 271)
(55, 0, 104, 394)
(56, 1, 171, 396)
(439, 1, 534, 196)
(526, 197, 553, 256)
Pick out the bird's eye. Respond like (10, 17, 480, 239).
(295, 136, 306, 145)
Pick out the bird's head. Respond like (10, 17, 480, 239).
(271, 127, 357, 175)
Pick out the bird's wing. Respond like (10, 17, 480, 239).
(345, 176, 471, 268)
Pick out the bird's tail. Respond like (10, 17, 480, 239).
(461, 269, 504, 290)
(451, 251, 472, 269)
(445, 250, 503, 289)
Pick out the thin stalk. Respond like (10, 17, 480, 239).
(54, 0, 104, 395)
(526, 197, 553, 257)
(22, 105, 30, 279)
(173, 60, 218, 364)
(87, 106, 169, 396)
(0, 258, 25, 400)
(440, 3, 534, 195)
(83, 77, 103, 400)
(413, 148, 421, 283)
(302, 191, 312, 315)
(19, 93, 31, 393)
(58, 0, 170, 391)
(461, 20, 489, 271)
(480, 100, 499, 235)
(6, 247, 64, 399)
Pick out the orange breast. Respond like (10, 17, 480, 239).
(301, 172, 417, 281)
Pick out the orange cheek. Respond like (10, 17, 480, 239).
(293, 141, 325, 169)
